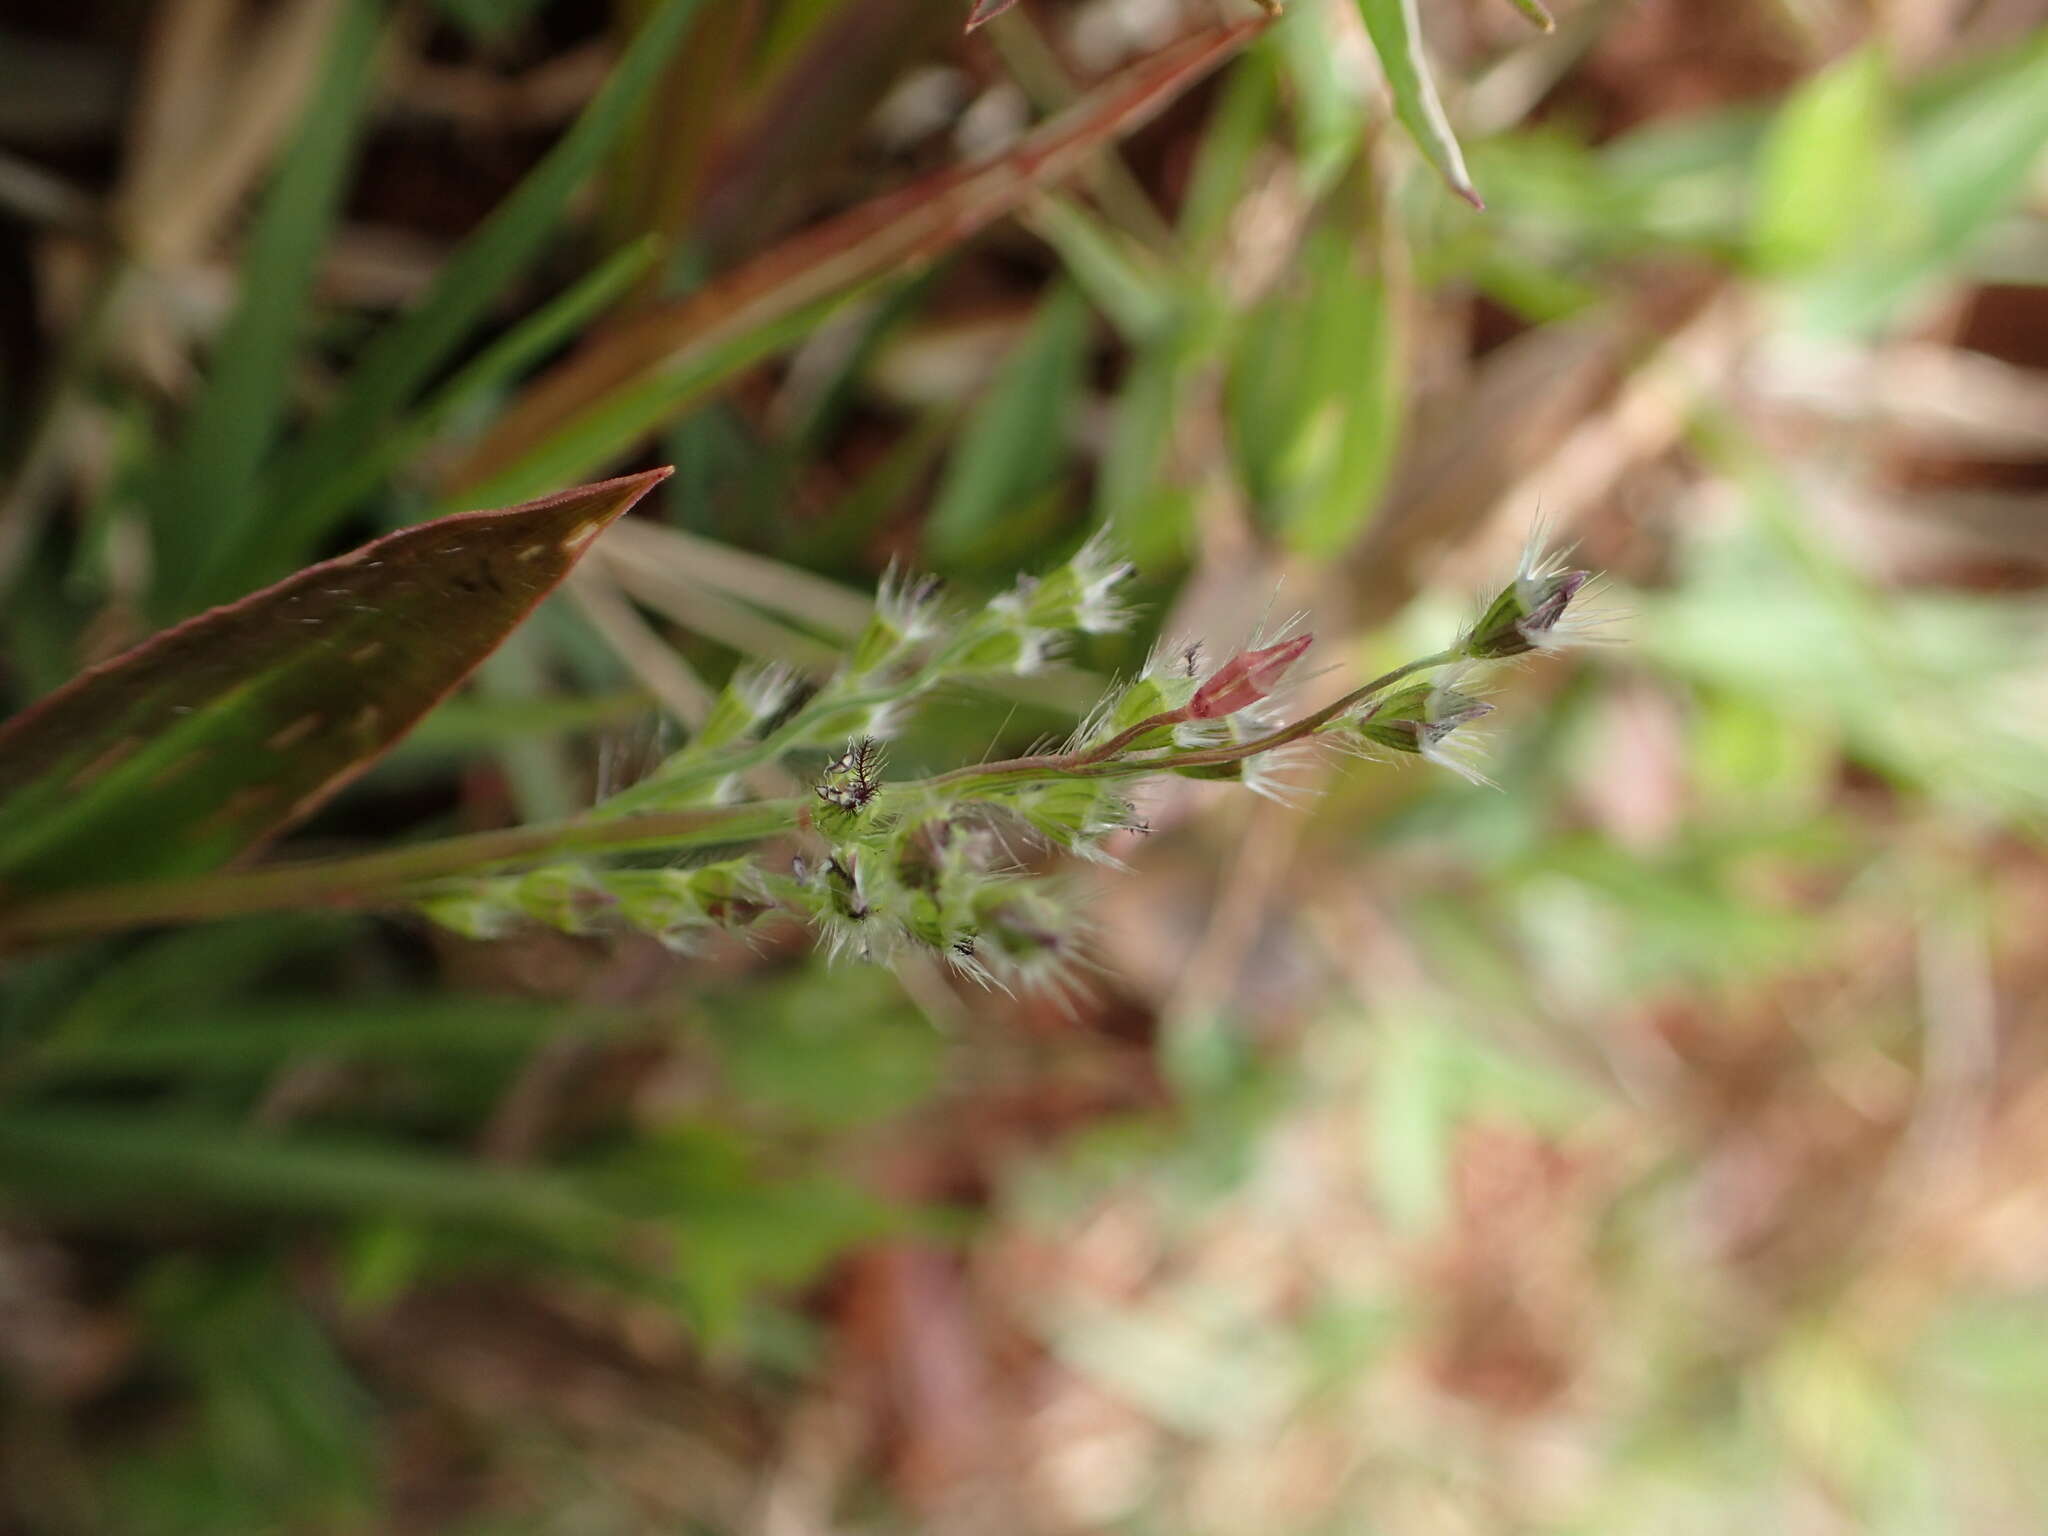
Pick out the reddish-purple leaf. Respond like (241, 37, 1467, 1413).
(0, 469, 670, 899)
(965, 0, 1022, 31)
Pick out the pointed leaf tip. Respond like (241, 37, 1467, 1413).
(965, 0, 1021, 33)
(1358, 0, 1482, 208)
(1502, 0, 1555, 31)
(0, 468, 671, 899)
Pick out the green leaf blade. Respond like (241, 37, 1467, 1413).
(1750, 46, 1894, 276)
(924, 284, 1093, 565)
(1357, 0, 1483, 208)
(0, 1108, 627, 1250)
(453, 17, 1268, 506)
(226, 0, 708, 601)
(1793, 31, 2048, 335)
(151, 0, 383, 615)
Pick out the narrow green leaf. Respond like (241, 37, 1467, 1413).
(1750, 47, 1893, 275)
(1230, 223, 1402, 558)
(1357, 0, 1484, 208)
(1273, 0, 1370, 194)
(54, 915, 345, 1032)
(0, 469, 670, 897)
(1098, 301, 1223, 565)
(456, 292, 851, 510)
(1897, 30, 2048, 257)
(1501, 0, 1554, 31)
(454, 17, 1268, 507)
(1369, 1016, 1455, 1234)
(227, 0, 707, 600)
(29, 999, 632, 1078)
(787, 405, 957, 567)
(1798, 30, 2048, 334)
(432, 0, 549, 42)
(923, 285, 1092, 565)
(111, 1262, 375, 1533)
(0, 1109, 626, 1249)
(153, 0, 382, 614)
(754, 0, 860, 78)
(387, 687, 654, 760)
(1276, 232, 1404, 557)
(1178, 45, 1276, 260)
(271, 237, 661, 569)
(1025, 194, 1174, 341)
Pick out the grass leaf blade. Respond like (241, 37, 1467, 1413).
(0, 1108, 626, 1250)
(151, 0, 383, 616)
(275, 237, 662, 567)
(925, 284, 1093, 565)
(451, 17, 1269, 507)
(1356, 0, 1484, 208)
(222, 0, 707, 601)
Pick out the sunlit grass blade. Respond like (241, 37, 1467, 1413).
(388, 688, 655, 764)
(1751, 47, 1893, 276)
(1356, 0, 1484, 208)
(0, 470, 669, 898)
(220, 0, 707, 602)
(1234, 226, 1404, 558)
(450, 16, 1269, 507)
(1797, 29, 2048, 335)
(1024, 194, 1174, 342)
(596, 517, 873, 637)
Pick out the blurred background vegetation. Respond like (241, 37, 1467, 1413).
(3, 0, 2048, 1530)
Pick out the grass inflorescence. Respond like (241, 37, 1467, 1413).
(402, 535, 1600, 989)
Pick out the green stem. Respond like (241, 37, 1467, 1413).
(0, 651, 1460, 947)
(594, 673, 927, 815)
(0, 799, 801, 945)
(1068, 708, 1186, 766)
(929, 649, 1459, 788)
